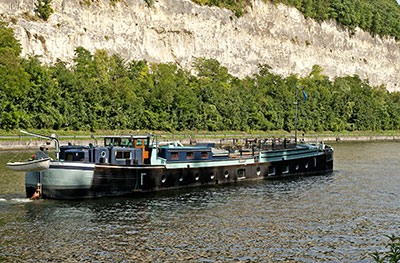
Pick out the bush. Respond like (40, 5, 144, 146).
(35, 0, 54, 21)
(371, 235, 400, 263)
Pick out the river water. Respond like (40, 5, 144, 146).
(0, 141, 399, 262)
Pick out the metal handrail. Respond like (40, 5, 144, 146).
(19, 130, 60, 160)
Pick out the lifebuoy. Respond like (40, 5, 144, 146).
(100, 151, 106, 158)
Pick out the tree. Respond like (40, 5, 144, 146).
(0, 23, 30, 130)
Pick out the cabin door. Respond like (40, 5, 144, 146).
(135, 138, 150, 164)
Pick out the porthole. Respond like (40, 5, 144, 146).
(210, 172, 215, 180)
(256, 167, 261, 176)
(268, 166, 276, 176)
(305, 163, 309, 169)
(161, 175, 167, 183)
(282, 165, 289, 174)
(178, 174, 183, 182)
(195, 173, 200, 181)
(295, 164, 299, 170)
(314, 157, 317, 167)
(224, 171, 229, 178)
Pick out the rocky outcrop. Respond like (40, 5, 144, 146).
(1, 0, 399, 91)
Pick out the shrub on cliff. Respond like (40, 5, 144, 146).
(35, 0, 54, 21)
(192, 0, 252, 17)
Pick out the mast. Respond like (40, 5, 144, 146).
(294, 82, 299, 145)
(20, 130, 60, 160)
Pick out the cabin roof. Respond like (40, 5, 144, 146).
(160, 147, 210, 152)
(103, 135, 150, 139)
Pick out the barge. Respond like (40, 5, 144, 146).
(23, 133, 334, 199)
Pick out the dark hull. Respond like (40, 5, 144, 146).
(27, 150, 333, 199)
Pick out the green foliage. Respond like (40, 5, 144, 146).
(1, 22, 400, 132)
(192, 0, 252, 17)
(0, 23, 22, 57)
(273, 0, 400, 40)
(35, 0, 54, 21)
(371, 234, 400, 262)
(110, 0, 121, 6)
(0, 24, 30, 130)
(144, 0, 153, 7)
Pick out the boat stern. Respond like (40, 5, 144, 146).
(25, 162, 95, 199)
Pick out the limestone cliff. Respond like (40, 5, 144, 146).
(1, 0, 399, 91)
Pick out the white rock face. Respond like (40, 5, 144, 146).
(1, 0, 399, 91)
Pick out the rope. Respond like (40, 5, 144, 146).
(7, 139, 33, 163)
(7, 150, 24, 163)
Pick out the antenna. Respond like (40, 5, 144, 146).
(294, 81, 299, 145)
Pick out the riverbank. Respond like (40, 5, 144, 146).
(1, 133, 400, 150)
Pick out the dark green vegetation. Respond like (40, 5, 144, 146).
(192, 0, 251, 17)
(274, 0, 400, 40)
(34, 0, 54, 21)
(195, 0, 400, 40)
(372, 235, 400, 262)
(1, 23, 400, 132)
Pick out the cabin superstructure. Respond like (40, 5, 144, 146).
(58, 135, 151, 165)
(104, 135, 151, 164)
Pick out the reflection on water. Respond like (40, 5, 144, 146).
(1, 142, 400, 262)
(0, 150, 32, 198)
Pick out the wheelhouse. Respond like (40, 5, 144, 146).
(103, 135, 151, 164)
(58, 135, 152, 165)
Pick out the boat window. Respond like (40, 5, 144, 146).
(121, 138, 131, 146)
(116, 151, 131, 159)
(201, 152, 209, 159)
(237, 169, 246, 179)
(66, 153, 73, 161)
(105, 138, 112, 147)
(210, 172, 215, 180)
(256, 167, 261, 176)
(143, 139, 148, 146)
(171, 152, 179, 160)
(314, 157, 317, 167)
(187, 152, 194, 159)
(136, 139, 143, 146)
(113, 138, 121, 146)
(66, 152, 84, 162)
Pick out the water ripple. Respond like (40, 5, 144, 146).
(1, 142, 400, 262)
